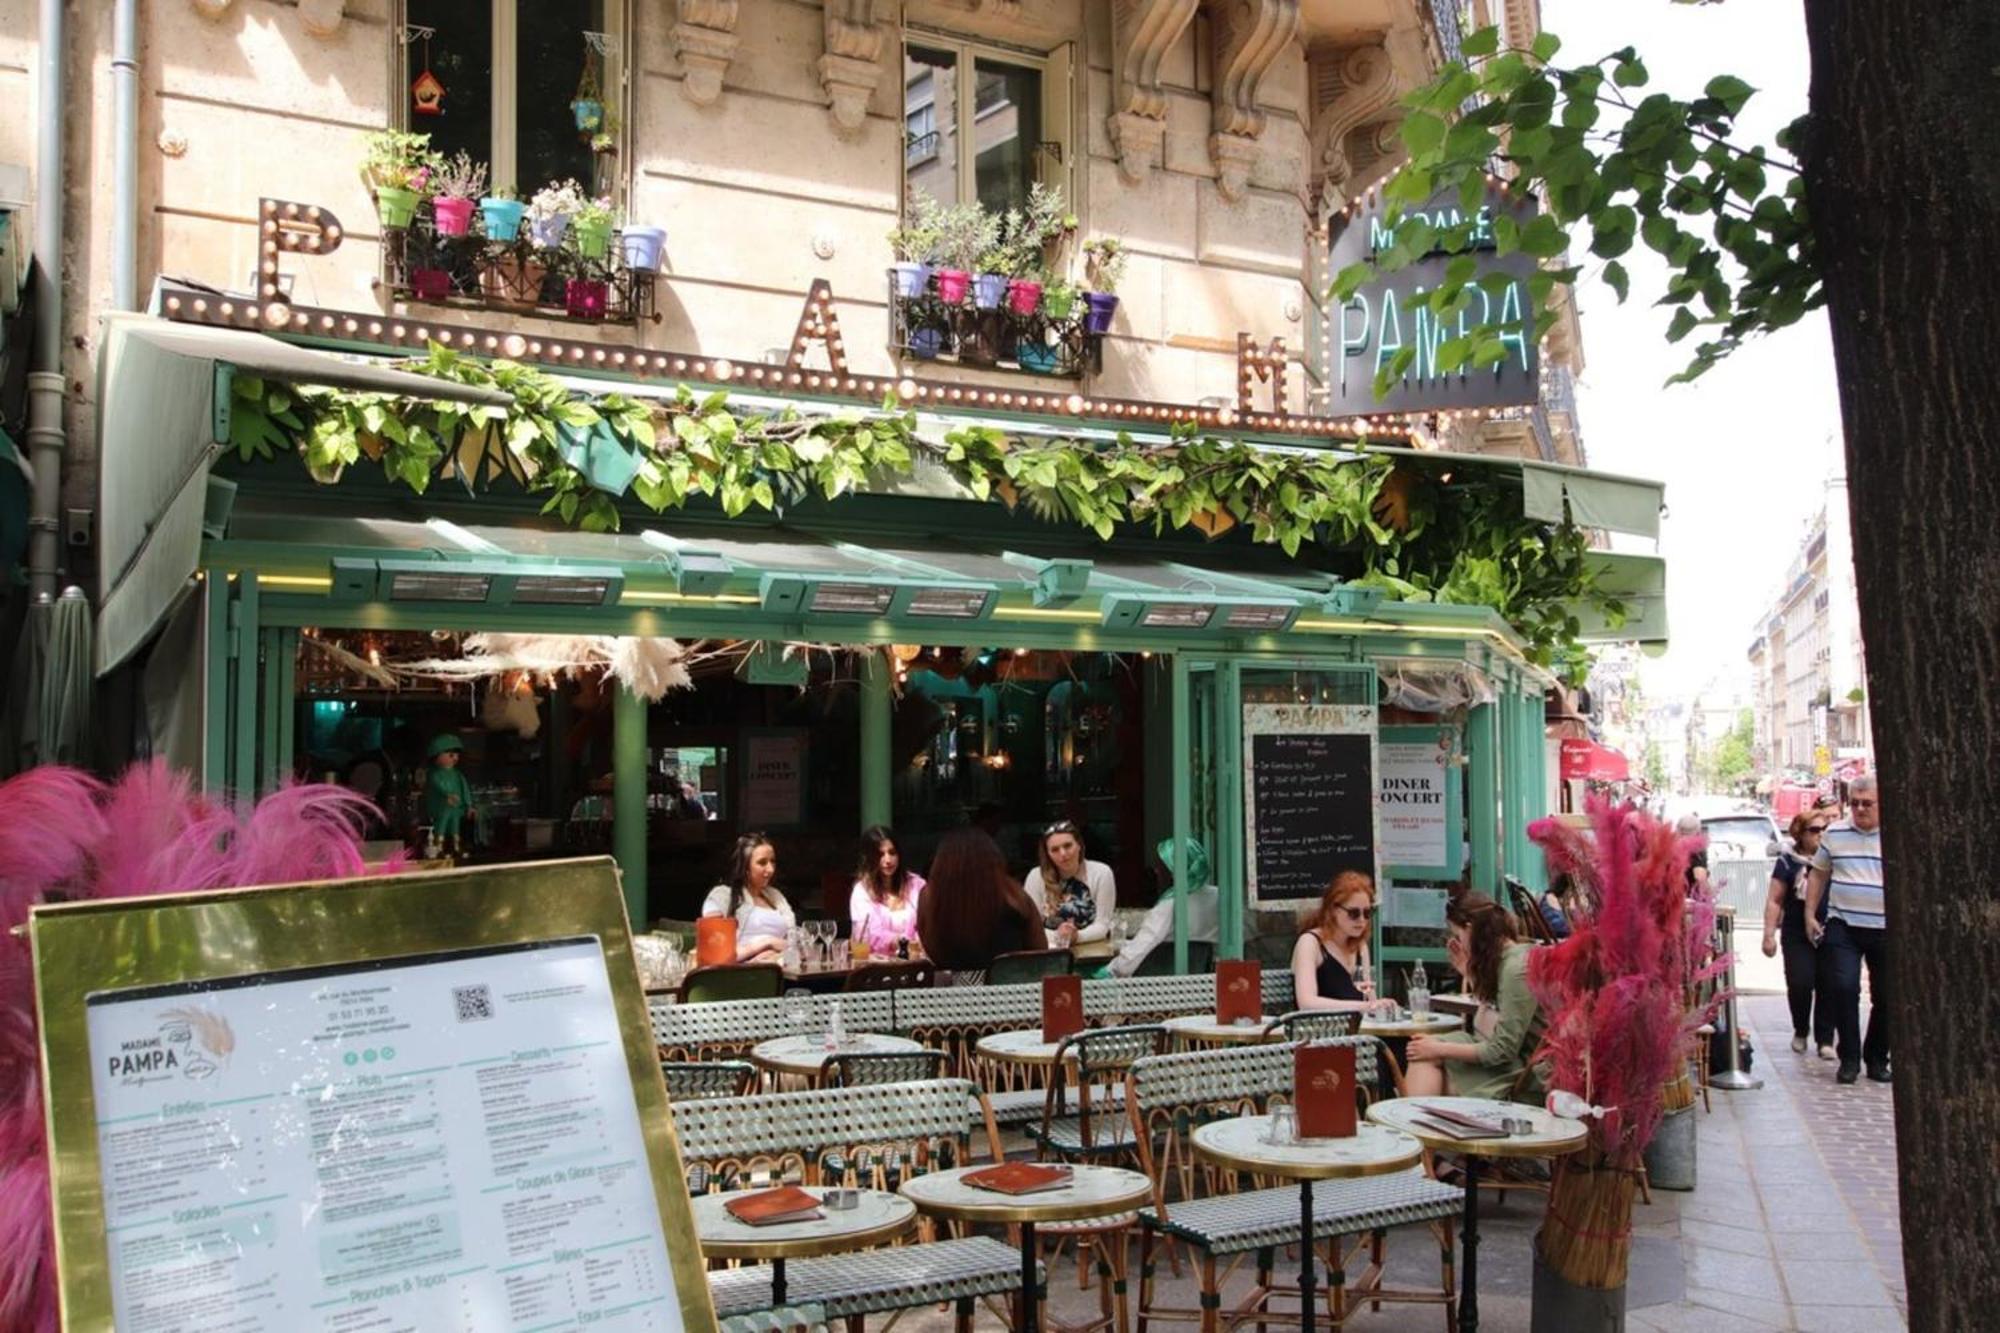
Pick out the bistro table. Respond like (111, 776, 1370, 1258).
(900, 1163, 1152, 1333)
(1358, 1009, 1466, 1039)
(692, 1185, 916, 1306)
(974, 1028, 1080, 1082)
(1191, 1114, 1424, 1326)
(750, 1033, 925, 1084)
(1164, 1013, 1279, 1047)
(1366, 1096, 1587, 1333)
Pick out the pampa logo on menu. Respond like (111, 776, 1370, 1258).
(1309, 1069, 1344, 1093)
(107, 1008, 236, 1085)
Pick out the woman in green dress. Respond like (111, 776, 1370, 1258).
(1403, 892, 1548, 1104)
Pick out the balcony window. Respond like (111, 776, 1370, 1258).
(402, 0, 623, 200)
(902, 36, 1070, 217)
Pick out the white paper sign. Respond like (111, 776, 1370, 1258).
(741, 733, 806, 827)
(86, 938, 681, 1333)
(1378, 736, 1453, 870)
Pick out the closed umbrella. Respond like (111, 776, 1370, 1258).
(38, 587, 94, 767)
(2, 595, 50, 775)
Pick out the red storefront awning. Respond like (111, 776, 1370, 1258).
(1560, 738, 1630, 782)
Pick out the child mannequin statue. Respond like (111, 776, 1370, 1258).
(423, 733, 475, 856)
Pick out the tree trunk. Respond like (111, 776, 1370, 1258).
(1799, 3, 2000, 1327)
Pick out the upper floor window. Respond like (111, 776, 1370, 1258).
(402, 0, 624, 199)
(903, 36, 1070, 217)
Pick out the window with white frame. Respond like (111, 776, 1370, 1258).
(401, 0, 624, 200)
(902, 35, 1071, 217)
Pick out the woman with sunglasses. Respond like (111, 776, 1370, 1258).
(1403, 893, 1547, 1103)
(1025, 820, 1119, 948)
(1763, 812, 1835, 1057)
(1291, 870, 1399, 1015)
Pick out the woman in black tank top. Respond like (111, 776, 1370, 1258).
(1290, 870, 1398, 1016)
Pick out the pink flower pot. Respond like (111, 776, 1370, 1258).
(409, 268, 451, 301)
(565, 277, 609, 319)
(1005, 279, 1044, 315)
(935, 268, 972, 303)
(433, 196, 476, 236)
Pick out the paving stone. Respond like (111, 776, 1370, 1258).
(1684, 1243, 1783, 1300)
(1779, 1260, 1896, 1309)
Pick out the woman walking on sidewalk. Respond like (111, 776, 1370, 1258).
(1763, 812, 1834, 1058)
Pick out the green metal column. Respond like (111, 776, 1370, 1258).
(1169, 655, 1191, 972)
(275, 627, 298, 789)
(1466, 701, 1498, 894)
(1215, 659, 1245, 960)
(1498, 685, 1522, 889)
(612, 681, 648, 929)
(258, 628, 284, 796)
(203, 575, 231, 793)
(1524, 687, 1550, 891)
(232, 574, 259, 807)
(858, 646, 892, 830)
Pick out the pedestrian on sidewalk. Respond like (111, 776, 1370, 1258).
(1763, 812, 1834, 1058)
(1805, 774, 1888, 1084)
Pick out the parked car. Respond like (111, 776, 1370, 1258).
(1694, 809, 1785, 919)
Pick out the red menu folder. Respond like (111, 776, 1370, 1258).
(1042, 974, 1084, 1043)
(962, 1162, 1074, 1195)
(723, 1185, 825, 1226)
(1294, 1043, 1359, 1139)
(1216, 960, 1262, 1025)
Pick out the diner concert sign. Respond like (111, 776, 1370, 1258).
(1242, 703, 1380, 905)
(31, 859, 717, 1333)
(1377, 725, 1463, 879)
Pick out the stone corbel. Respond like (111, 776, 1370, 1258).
(821, 0, 885, 135)
(1208, 0, 1300, 200)
(1108, 0, 1200, 184)
(298, 0, 344, 36)
(673, 0, 740, 107)
(1306, 41, 1403, 212)
(191, 0, 234, 18)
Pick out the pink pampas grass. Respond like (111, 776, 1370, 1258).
(0, 767, 106, 922)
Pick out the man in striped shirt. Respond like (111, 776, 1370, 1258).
(1805, 774, 1888, 1084)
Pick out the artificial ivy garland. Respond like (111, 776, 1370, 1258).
(223, 345, 1619, 674)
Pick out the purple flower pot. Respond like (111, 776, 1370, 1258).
(565, 278, 609, 319)
(908, 327, 944, 359)
(1083, 291, 1120, 334)
(530, 213, 571, 250)
(972, 272, 1009, 310)
(621, 225, 667, 272)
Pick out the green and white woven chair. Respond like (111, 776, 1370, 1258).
(660, 1058, 758, 1101)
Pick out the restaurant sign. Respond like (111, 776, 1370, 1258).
(1326, 184, 1540, 418)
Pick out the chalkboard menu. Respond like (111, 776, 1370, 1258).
(1243, 705, 1378, 904)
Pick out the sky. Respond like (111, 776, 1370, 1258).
(1539, 0, 1845, 705)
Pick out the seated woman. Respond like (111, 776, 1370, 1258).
(699, 833, 795, 963)
(1291, 870, 1400, 1016)
(849, 824, 926, 958)
(917, 828, 1045, 974)
(1024, 820, 1117, 948)
(1095, 837, 1220, 978)
(1403, 892, 1547, 1104)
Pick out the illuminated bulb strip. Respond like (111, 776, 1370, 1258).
(619, 590, 762, 606)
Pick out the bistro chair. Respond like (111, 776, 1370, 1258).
(676, 961, 785, 1005)
(1260, 1009, 1359, 1043)
(987, 947, 1073, 986)
(843, 959, 936, 991)
(1506, 876, 1561, 944)
(826, 1049, 950, 1087)
(1129, 938, 1215, 977)
(659, 1059, 757, 1101)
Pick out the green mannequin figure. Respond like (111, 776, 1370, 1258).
(424, 733, 475, 854)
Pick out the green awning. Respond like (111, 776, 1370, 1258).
(1572, 551, 1667, 645)
(1519, 462, 1662, 539)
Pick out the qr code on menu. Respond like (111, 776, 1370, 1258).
(453, 984, 494, 1022)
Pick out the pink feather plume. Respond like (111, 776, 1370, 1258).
(0, 767, 107, 922)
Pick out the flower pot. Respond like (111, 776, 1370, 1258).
(433, 196, 476, 237)
(971, 272, 1008, 310)
(1043, 288, 1078, 320)
(1531, 1237, 1626, 1333)
(375, 186, 419, 229)
(891, 262, 933, 299)
(908, 327, 944, 360)
(571, 97, 604, 132)
(479, 197, 526, 241)
(621, 225, 667, 272)
(565, 277, 610, 319)
(1083, 291, 1120, 334)
(1016, 336, 1060, 374)
(481, 254, 546, 307)
(1642, 1102, 1698, 1191)
(1005, 279, 1044, 316)
(935, 268, 972, 304)
(573, 217, 613, 261)
(530, 212, 571, 250)
(409, 267, 451, 301)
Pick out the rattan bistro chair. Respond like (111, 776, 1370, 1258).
(660, 1059, 757, 1101)
(987, 947, 1073, 985)
(843, 959, 937, 991)
(676, 962, 785, 1005)
(826, 1049, 950, 1087)
(1130, 939, 1215, 976)
(1259, 1009, 1360, 1042)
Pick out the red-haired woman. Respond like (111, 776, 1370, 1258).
(1291, 870, 1399, 1015)
(1403, 892, 1547, 1103)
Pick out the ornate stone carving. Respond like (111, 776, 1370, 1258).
(673, 0, 740, 106)
(1207, 0, 1300, 200)
(1307, 42, 1403, 211)
(821, 0, 886, 134)
(1108, 0, 1200, 183)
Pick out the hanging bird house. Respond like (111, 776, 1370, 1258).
(412, 68, 445, 116)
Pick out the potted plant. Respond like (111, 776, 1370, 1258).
(571, 195, 617, 261)
(527, 179, 585, 250)
(932, 203, 995, 305)
(1005, 183, 1071, 316)
(429, 151, 487, 238)
(972, 207, 1019, 310)
(1082, 236, 1127, 333)
(571, 61, 605, 133)
(1042, 275, 1081, 321)
(621, 218, 667, 273)
(887, 195, 945, 299)
(360, 129, 439, 229)
(479, 185, 525, 241)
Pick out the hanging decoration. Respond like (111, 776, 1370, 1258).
(571, 39, 606, 134)
(396, 633, 704, 702)
(405, 25, 444, 116)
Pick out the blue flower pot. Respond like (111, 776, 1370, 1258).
(621, 225, 667, 272)
(479, 198, 526, 241)
(1016, 338, 1060, 373)
(908, 327, 944, 359)
(972, 272, 1008, 310)
(892, 262, 933, 299)
(572, 98, 605, 132)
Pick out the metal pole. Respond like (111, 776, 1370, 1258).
(112, 0, 140, 311)
(1467, 702, 1498, 894)
(1708, 904, 1763, 1090)
(858, 646, 891, 829)
(1170, 654, 1190, 972)
(612, 680, 648, 929)
(26, 0, 68, 602)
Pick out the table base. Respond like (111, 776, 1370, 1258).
(1298, 1178, 1318, 1325)
(772, 1256, 787, 1307)
(1461, 1155, 1480, 1333)
(1021, 1220, 1040, 1333)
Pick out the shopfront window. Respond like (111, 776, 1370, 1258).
(903, 37, 1064, 218)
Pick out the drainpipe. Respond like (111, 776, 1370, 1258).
(113, 0, 139, 311)
(25, 0, 67, 602)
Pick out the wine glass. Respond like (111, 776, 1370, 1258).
(817, 919, 838, 963)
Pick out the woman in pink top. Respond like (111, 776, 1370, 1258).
(849, 825, 927, 956)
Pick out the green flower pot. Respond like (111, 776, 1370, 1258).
(573, 217, 613, 261)
(1043, 288, 1078, 319)
(375, 186, 419, 229)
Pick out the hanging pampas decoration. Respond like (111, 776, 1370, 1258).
(399, 633, 695, 702)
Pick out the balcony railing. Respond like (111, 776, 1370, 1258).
(378, 213, 657, 326)
(904, 130, 940, 168)
(888, 271, 1103, 378)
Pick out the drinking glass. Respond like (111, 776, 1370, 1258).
(818, 920, 838, 963)
(785, 988, 813, 1039)
(1265, 1105, 1298, 1145)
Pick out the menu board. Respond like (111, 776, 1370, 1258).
(83, 936, 680, 1333)
(1243, 704, 1378, 904)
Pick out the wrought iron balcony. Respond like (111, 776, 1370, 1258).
(378, 213, 657, 326)
(888, 271, 1104, 378)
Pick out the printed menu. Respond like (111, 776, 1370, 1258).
(85, 937, 681, 1333)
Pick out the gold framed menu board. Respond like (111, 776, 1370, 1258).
(30, 856, 717, 1333)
